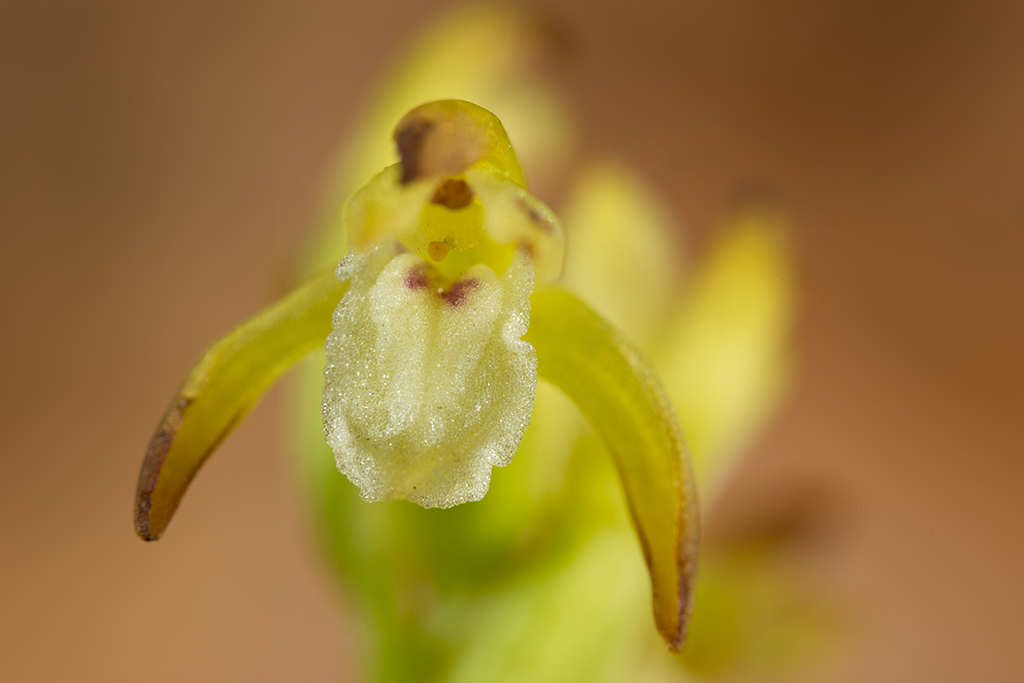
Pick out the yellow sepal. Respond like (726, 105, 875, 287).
(526, 287, 699, 651)
(134, 269, 348, 540)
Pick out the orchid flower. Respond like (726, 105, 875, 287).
(134, 7, 835, 683)
(135, 97, 698, 652)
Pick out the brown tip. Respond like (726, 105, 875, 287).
(133, 395, 191, 541)
(666, 578, 693, 653)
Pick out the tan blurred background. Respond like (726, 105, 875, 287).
(1, 1, 1021, 681)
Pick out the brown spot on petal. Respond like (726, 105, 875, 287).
(431, 178, 475, 209)
(518, 196, 554, 234)
(393, 102, 491, 183)
(443, 278, 479, 306)
(404, 264, 430, 290)
(395, 117, 435, 184)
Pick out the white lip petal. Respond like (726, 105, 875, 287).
(322, 244, 537, 507)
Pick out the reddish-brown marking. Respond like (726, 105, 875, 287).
(443, 278, 479, 306)
(134, 394, 192, 541)
(431, 177, 475, 209)
(517, 196, 554, 234)
(394, 117, 434, 184)
(404, 265, 430, 290)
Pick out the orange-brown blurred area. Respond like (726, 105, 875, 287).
(1, 1, 1021, 681)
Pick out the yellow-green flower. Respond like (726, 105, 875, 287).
(135, 97, 698, 654)
(134, 7, 832, 683)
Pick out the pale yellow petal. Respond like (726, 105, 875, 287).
(468, 167, 566, 282)
(340, 101, 566, 284)
(561, 162, 683, 348)
(322, 247, 536, 507)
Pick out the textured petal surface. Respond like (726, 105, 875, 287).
(525, 287, 699, 652)
(322, 246, 537, 507)
(134, 268, 348, 540)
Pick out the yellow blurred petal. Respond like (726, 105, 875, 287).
(659, 208, 794, 498)
(679, 547, 842, 678)
(303, 6, 574, 276)
(561, 162, 683, 349)
(526, 288, 699, 651)
(134, 269, 348, 541)
(484, 79, 574, 192)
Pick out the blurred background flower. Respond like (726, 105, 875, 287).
(1, 2, 1022, 682)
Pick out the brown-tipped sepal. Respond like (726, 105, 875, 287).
(525, 287, 700, 651)
(134, 269, 347, 540)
